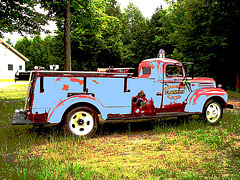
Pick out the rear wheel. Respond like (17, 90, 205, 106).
(63, 106, 98, 137)
(202, 100, 222, 124)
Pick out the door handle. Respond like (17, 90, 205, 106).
(156, 92, 162, 96)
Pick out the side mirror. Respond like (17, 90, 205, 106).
(183, 80, 190, 85)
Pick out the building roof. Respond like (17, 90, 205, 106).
(0, 39, 29, 62)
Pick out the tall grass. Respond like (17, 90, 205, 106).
(0, 84, 28, 99)
(0, 85, 239, 179)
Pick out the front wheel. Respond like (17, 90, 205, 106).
(63, 106, 99, 137)
(202, 100, 222, 124)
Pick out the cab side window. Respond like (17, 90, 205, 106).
(142, 67, 151, 75)
(166, 65, 183, 77)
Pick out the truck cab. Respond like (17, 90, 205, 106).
(12, 50, 233, 137)
(136, 57, 229, 115)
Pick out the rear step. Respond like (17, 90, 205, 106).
(12, 109, 32, 125)
(12, 109, 49, 125)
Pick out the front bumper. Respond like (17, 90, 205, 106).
(226, 104, 234, 109)
(12, 109, 32, 125)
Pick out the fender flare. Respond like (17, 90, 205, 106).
(185, 88, 228, 113)
(47, 95, 106, 123)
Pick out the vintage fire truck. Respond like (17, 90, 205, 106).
(12, 50, 233, 137)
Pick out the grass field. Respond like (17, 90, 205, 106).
(0, 85, 239, 179)
(0, 84, 28, 99)
(0, 79, 15, 82)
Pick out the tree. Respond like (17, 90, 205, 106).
(70, 0, 126, 70)
(39, 0, 72, 71)
(39, 0, 98, 71)
(146, 6, 172, 59)
(64, 0, 71, 71)
(121, 3, 148, 67)
(149, 0, 240, 88)
(0, 0, 49, 37)
(14, 35, 65, 70)
(162, 0, 240, 87)
(5, 38, 14, 47)
(14, 36, 34, 70)
(210, 0, 240, 87)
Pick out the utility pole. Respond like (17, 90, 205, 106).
(64, 0, 71, 71)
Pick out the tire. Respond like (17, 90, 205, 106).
(202, 100, 222, 125)
(63, 106, 99, 137)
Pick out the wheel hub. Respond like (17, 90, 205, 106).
(69, 111, 94, 136)
(77, 119, 84, 126)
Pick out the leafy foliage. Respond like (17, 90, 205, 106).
(14, 35, 64, 70)
(9, 0, 240, 88)
(0, 0, 49, 37)
(161, 0, 240, 87)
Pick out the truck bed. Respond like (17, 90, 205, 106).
(34, 70, 134, 77)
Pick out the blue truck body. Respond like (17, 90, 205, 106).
(12, 55, 233, 136)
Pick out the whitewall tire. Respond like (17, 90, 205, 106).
(64, 106, 98, 137)
(203, 100, 222, 124)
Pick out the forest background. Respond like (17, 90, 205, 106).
(1, 0, 240, 88)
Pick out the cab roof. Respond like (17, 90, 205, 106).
(141, 58, 181, 64)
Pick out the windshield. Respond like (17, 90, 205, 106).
(166, 64, 183, 77)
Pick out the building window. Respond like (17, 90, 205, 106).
(8, 64, 13, 71)
(19, 65, 22, 70)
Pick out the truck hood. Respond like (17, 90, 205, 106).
(190, 77, 216, 88)
(190, 77, 215, 83)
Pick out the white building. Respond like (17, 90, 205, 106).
(0, 39, 29, 80)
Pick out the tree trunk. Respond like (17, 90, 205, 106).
(64, 0, 71, 71)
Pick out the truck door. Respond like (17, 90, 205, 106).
(162, 63, 190, 112)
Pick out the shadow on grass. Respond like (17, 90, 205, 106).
(0, 98, 204, 139)
(21, 115, 203, 139)
(97, 116, 198, 136)
(1, 98, 215, 140)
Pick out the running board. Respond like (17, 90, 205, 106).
(106, 112, 200, 121)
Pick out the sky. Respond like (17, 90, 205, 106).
(2, 0, 168, 44)
(118, 0, 168, 17)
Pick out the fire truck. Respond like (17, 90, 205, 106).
(12, 50, 233, 137)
